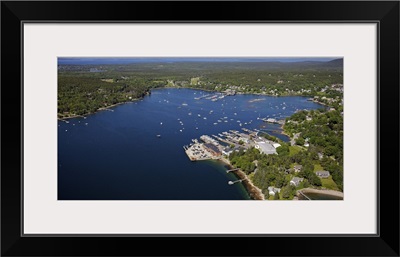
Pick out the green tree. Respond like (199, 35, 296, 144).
(295, 137, 305, 146)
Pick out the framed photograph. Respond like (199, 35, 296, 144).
(2, 1, 399, 256)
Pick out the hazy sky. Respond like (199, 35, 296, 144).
(58, 57, 341, 65)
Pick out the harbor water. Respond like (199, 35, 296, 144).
(58, 88, 324, 200)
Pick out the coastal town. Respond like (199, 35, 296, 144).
(58, 58, 344, 201)
(183, 123, 343, 200)
(182, 82, 344, 200)
(184, 128, 280, 162)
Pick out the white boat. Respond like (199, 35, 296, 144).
(156, 135, 161, 138)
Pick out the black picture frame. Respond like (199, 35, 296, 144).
(1, 1, 399, 256)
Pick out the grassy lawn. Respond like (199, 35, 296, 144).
(321, 176, 339, 190)
(313, 163, 324, 171)
(289, 145, 302, 156)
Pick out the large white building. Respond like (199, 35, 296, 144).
(254, 138, 277, 155)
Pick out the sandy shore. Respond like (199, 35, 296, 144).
(218, 157, 265, 200)
(299, 188, 344, 198)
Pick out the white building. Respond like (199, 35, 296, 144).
(272, 143, 281, 148)
(268, 186, 281, 196)
(254, 139, 277, 155)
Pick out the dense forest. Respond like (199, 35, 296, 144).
(58, 59, 343, 118)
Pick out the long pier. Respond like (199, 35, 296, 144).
(298, 190, 312, 200)
(228, 178, 247, 185)
(226, 168, 240, 173)
(212, 135, 238, 146)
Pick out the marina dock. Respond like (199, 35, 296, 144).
(184, 143, 220, 161)
(260, 117, 285, 125)
(226, 168, 240, 173)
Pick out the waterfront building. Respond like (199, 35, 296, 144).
(254, 139, 277, 155)
(204, 143, 222, 156)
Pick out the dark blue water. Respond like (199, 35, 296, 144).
(58, 88, 323, 200)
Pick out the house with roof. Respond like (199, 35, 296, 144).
(268, 186, 281, 196)
(315, 170, 330, 178)
(293, 165, 303, 173)
(290, 177, 304, 187)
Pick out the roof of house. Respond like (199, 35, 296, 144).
(268, 186, 281, 193)
(316, 170, 330, 175)
(291, 177, 303, 183)
(294, 165, 303, 169)
(272, 143, 281, 148)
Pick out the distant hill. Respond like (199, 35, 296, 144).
(324, 58, 343, 67)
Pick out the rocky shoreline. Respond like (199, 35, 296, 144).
(218, 158, 265, 200)
(232, 169, 265, 200)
